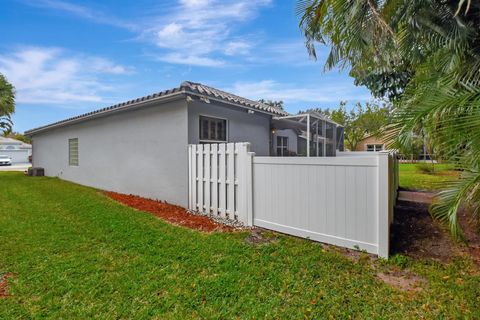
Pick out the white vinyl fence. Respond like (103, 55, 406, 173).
(188, 142, 398, 258)
(188, 143, 254, 225)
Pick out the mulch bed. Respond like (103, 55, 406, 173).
(391, 199, 480, 265)
(0, 273, 13, 298)
(105, 192, 232, 232)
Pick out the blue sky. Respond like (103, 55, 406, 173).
(1, 0, 371, 133)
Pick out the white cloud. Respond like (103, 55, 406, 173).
(227, 80, 372, 106)
(157, 53, 225, 67)
(179, 0, 211, 7)
(143, 0, 271, 66)
(224, 41, 252, 56)
(21, 0, 136, 30)
(88, 57, 135, 75)
(20, 0, 273, 67)
(0, 47, 134, 105)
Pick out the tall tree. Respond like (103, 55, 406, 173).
(300, 101, 391, 150)
(0, 74, 15, 134)
(2, 131, 32, 144)
(298, 0, 480, 238)
(258, 99, 285, 110)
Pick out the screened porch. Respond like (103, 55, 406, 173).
(271, 113, 344, 157)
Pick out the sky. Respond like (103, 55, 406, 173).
(0, 0, 372, 133)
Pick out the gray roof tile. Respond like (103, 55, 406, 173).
(26, 81, 287, 135)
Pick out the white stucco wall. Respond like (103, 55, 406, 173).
(32, 99, 189, 206)
(187, 101, 272, 156)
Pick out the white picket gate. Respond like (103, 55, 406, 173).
(188, 142, 254, 225)
(188, 142, 398, 258)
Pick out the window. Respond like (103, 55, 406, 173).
(69, 138, 79, 166)
(276, 136, 288, 156)
(199, 116, 227, 142)
(366, 144, 384, 152)
(5, 146, 15, 150)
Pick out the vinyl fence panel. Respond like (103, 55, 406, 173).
(189, 143, 397, 258)
(252, 152, 397, 258)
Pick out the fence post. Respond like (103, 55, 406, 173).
(236, 143, 246, 224)
(198, 144, 204, 213)
(235, 143, 254, 225)
(377, 152, 390, 258)
(211, 144, 218, 216)
(204, 144, 211, 215)
(226, 143, 235, 219)
(246, 151, 254, 226)
(188, 145, 192, 210)
(218, 143, 226, 219)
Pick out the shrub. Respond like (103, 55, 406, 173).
(416, 163, 435, 174)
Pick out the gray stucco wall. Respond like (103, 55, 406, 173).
(32, 99, 189, 206)
(187, 101, 272, 156)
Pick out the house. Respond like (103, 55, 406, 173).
(26, 81, 342, 207)
(356, 133, 433, 161)
(355, 134, 386, 152)
(0, 136, 32, 163)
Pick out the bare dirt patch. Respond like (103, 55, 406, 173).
(245, 228, 277, 245)
(0, 273, 13, 298)
(377, 269, 427, 292)
(391, 199, 480, 265)
(105, 192, 233, 233)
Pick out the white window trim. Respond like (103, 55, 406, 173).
(276, 136, 289, 156)
(365, 143, 384, 152)
(199, 114, 228, 143)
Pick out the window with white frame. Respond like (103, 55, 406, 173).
(199, 116, 227, 142)
(366, 144, 384, 152)
(69, 138, 79, 166)
(276, 136, 288, 156)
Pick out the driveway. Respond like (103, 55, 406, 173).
(0, 163, 31, 172)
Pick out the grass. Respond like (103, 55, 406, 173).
(399, 163, 460, 191)
(0, 172, 479, 319)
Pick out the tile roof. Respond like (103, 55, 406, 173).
(0, 136, 22, 144)
(26, 81, 288, 135)
(181, 81, 288, 116)
(0, 136, 32, 147)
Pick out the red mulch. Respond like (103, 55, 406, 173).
(0, 273, 13, 298)
(105, 192, 232, 232)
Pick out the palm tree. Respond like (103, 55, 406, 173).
(298, 0, 480, 239)
(0, 73, 15, 134)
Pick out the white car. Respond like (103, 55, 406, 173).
(0, 155, 12, 166)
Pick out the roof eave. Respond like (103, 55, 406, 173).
(25, 91, 187, 136)
(184, 91, 288, 117)
(26, 85, 288, 137)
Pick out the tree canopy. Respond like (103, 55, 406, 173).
(2, 131, 31, 144)
(258, 99, 285, 110)
(298, 0, 480, 238)
(300, 101, 391, 151)
(0, 74, 15, 134)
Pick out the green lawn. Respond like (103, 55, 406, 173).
(0, 173, 479, 319)
(399, 163, 460, 191)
